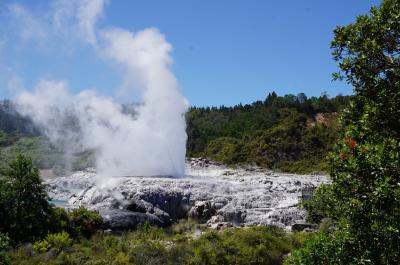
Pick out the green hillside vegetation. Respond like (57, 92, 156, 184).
(187, 93, 350, 173)
(0, 94, 349, 175)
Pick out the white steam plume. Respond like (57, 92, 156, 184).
(15, 1, 188, 179)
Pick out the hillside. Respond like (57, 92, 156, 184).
(187, 92, 350, 173)
(0, 101, 91, 173)
(0, 93, 350, 174)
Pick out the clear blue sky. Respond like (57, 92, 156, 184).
(0, 0, 381, 106)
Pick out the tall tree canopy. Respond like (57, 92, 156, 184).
(0, 155, 53, 243)
(286, 0, 400, 264)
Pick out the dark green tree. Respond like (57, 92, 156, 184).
(287, 1, 400, 264)
(0, 155, 53, 243)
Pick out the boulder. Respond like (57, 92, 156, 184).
(138, 191, 190, 220)
(219, 207, 246, 224)
(188, 201, 216, 222)
(125, 200, 147, 213)
(291, 222, 317, 232)
(100, 209, 163, 230)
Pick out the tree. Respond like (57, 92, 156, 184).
(296, 93, 307, 104)
(287, 1, 400, 264)
(0, 155, 53, 243)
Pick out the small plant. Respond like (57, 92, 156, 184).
(33, 239, 51, 253)
(0, 233, 10, 265)
(33, 231, 72, 253)
(112, 252, 130, 265)
(0, 233, 10, 251)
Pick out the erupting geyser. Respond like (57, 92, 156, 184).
(14, 0, 188, 179)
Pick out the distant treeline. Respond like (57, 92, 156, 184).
(0, 93, 350, 173)
(187, 92, 351, 173)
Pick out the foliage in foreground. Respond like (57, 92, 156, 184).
(0, 155, 53, 243)
(290, 0, 400, 264)
(0, 155, 103, 246)
(0, 233, 10, 265)
(7, 224, 309, 265)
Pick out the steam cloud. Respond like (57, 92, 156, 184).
(13, 1, 188, 178)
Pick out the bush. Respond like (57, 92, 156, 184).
(0, 233, 10, 265)
(0, 234, 10, 251)
(302, 184, 337, 223)
(283, 230, 376, 265)
(0, 255, 9, 265)
(185, 226, 292, 265)
(69, 207, 103, 237)
(33, 232, 72, 253)
(49, 207, 71, 234)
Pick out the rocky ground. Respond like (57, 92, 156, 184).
(46, 158, 329, 231)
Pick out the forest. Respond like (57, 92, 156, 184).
(187, 92, 350, 173)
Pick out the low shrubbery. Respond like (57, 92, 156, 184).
(284, 230, 353, 265)
(7, 224, 310, 265)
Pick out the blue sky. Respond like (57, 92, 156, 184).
(0, 0, 381, 106)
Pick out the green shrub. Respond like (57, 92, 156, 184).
(283, 230, 368, 265)
(0, 234, 10, 251)
(0, 233, 10, 265)
(302, 184, 337, 223)
(0, 254, 9, 265)
(186, 226, 292, 265)
(112, 252, 130, 265)
(69, 207, 103, 237)
(33, 232, 72, 253)
(32, 239, 51, 253)
(49, 207, 71, 234)
(288, 231, 311, 249)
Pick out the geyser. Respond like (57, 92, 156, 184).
(14, 1, 188, 178)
